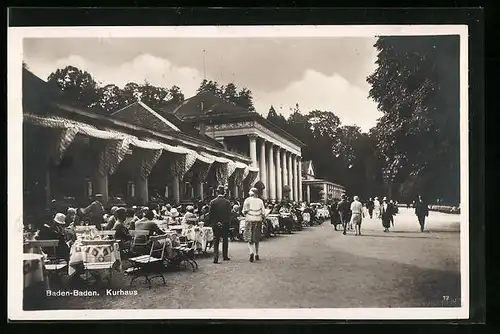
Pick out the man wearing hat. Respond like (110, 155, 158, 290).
(208, 185, 232, 263)
(337, 194, 351, 235)
(34, 212, 71, 261)
(79, 194, 105, 230)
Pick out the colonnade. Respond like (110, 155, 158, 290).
(249, 135, 303, 202)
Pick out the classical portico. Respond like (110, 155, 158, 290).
(204, 119, 304, 202)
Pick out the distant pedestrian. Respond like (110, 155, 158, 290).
(380, 197, 394, 232)
(337, 195, 351, 235)
(366, 198, 375, 219)
(373, 197, 381, 219)
(414, 195, 429, 232)
(350, 196, 363, 236)
(242, 187, 266, 262)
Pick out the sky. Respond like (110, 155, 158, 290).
(23, 37, 382, 132)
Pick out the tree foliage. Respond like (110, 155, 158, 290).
(47, 65, 185, 115)
(196, 79, 255, 111)
(367, 35, 460, 203)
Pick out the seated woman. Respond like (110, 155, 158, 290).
(112, 208, 132, 253)
(124, 208, 137, 230)
(182, 205, 199, 228)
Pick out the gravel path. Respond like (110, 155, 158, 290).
(42, 208, 461, 309)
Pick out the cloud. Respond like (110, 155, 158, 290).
(253, 70, 381, 132)
(25, 53, 380, 132)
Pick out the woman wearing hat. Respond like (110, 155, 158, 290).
(380, 197, 394, 232)
(350, 196, 363, 236)
(169, 208, 181, 225)
(242, 187, 266, 262)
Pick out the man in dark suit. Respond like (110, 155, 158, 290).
(414, 195, 429, 232)
(337, 195, 351, 235)
(209, 185, 232, 263)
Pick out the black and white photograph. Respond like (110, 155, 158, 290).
(8, 23, 470, 320)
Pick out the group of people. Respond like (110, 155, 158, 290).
(327, 194, 430, 235)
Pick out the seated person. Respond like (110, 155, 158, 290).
(182, 205, 199, 227)
(34, 212, 70, 262)
(124, 208, 137, 230)
(104, 206, 119, 230)
(278, 203, 293, 233)
(112, 207, 132, 251)
(198, 205, 210, 224)
(134, 210, 165, 236)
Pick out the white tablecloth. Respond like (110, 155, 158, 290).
(23, 253, 47, 289)
(68, 240, 121, 276)
(316, 209, 330, 218)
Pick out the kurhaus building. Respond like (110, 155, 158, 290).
(22, 69, 341, 217)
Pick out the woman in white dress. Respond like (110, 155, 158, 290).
(242, 187, 266, 262)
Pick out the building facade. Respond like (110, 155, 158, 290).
(170, 92, 305, 202)
(301, 161, 346, 203)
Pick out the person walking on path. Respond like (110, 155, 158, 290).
(366, 198, 375, 219)
(373, 197, 381, 219)
(350, 196, 364, 236)
(380, 197, 394, 232)
(337, 195, 351, 235)
(414, 195, 429, 232)
(242, 187, 266, 262)
(209, 185, 232, 263)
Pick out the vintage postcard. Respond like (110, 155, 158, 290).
(8, 24, 469, 320)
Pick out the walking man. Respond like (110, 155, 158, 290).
(209, 185, 232, 263)
(337, 195, 351, 235)
(373, 197, 381, 219)
(366, 198, 375, 219)
(414, 195, 429, 232)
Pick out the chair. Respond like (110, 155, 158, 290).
(128, 234, 168, 288)
(80, 239, 117, 284)
(129, 230, 150, 256)
(25, 240, 68, 282)
(172, 235, 198, 272)
(96, 230, 116, 240)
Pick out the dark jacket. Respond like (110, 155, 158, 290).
(380, 202, 395, 228)
(414, 200, 429, 217)
(337, 200, 351, 217)
(209, 195, 232, 237)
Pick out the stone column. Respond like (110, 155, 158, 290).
(292, 155, 298, 202)
(275, 148, 282, 201)
(194, 180, 204, 201)
(281, 150, 287, 196)
(249, 135, 258, 168)
(259, 139, 267, 199)
(172, 175, 180, 204)
(323, 183, 328, 204)
(287, 153, 293, 201)
(93, 173, 109, 204)
(297, 157, 303, 202)
(306, 184, 311, 203)
(267, 143, 276, 201)
(135, 176, 148, 205)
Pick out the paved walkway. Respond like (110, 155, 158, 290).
(45, 208, 461, 309)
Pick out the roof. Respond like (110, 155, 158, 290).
(302, 178, 345, 189)
(22, 69, 248, 162)
(111, 101, 181, 133)
(170, 92, 305, 147)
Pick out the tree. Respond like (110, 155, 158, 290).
(96, 84, 127, 113)
(223, 83, 239, 105)
(236, 87, 255, 112)
(307, 110, 341, 139)
(138, 81, 170, 109)
(367, 35, 460, 203)
(266, 105, 287, 129)
(168, 85, 185, 105)
(197, 79, 221, 96)
(47, 65, 100, 108)
(120, 82, 142, 106)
